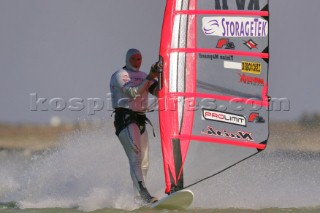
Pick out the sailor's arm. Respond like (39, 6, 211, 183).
(147, 61, 162, 97)
(115, 67, 159, 99)
(148, 80, 159, 97)
(123, 79, 153, 99)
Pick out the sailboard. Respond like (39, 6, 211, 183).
(158, 0, 270, 200)
(150, 189, 193, 210)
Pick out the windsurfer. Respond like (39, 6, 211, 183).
(110, 48, 160, 204)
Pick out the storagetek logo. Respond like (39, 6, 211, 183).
(202, 17, 268, 37)
(203, 109, 246, 126)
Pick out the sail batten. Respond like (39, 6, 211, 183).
(179, 134, 267, 150)
(174, 9, 269, 16)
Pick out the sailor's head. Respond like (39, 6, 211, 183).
(126, 48, 142, 71)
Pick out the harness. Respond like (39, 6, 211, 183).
(113, 108, 155, 137)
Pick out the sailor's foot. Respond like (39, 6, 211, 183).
(149, 196, 158, 203)
(140, 189, 158, 203)
(134, 195, 158, 205)
(138, 184, 158, 204)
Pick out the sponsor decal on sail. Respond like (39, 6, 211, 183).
(201, 126, 254, 141)
(248, 113, 266, 123)
(216, 38, 235, 49)
(242, 61, 262, 74)
(244, 39, 258, 49)
(199, 53, 234, 61)
(239, 73, 265, 86)
(203, 109, 246, 126)
(202, 17, 268, 37)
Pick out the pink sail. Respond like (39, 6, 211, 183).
(158, 0, 270, 194)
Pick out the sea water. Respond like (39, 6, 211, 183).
(0, 120, 320, 212)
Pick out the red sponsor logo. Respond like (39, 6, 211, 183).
(248, 113, 265, 123)
(244, 39, 258, 49)
(239, 73, 264, 86)
(216, 38, 235, 49)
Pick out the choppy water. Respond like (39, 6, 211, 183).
(0, 122, 320, 212)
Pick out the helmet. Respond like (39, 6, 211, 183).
(125, 48, 142, 71)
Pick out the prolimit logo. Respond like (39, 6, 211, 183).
(203, 109, 246, 126)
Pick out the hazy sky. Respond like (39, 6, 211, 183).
(0, 0, 319, 124)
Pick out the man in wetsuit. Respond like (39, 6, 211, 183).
(110, 48, 160, 204)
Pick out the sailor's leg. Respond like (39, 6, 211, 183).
(118, 123, 145, 192)
(118, 123, 156, 203)
(140, 129, 149, 183)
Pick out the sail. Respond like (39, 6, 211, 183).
(158, 0, 269, 194)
